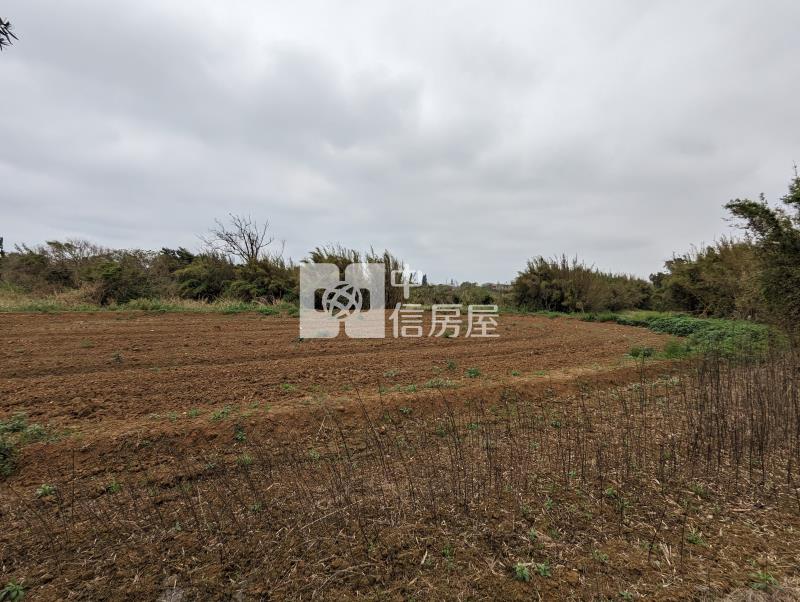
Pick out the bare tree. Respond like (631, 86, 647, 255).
(1, 18, 17, 50)
(202, 214, 277, 264)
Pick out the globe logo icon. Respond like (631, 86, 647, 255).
(322, 281, 362, 319)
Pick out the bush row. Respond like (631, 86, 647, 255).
(582, 311, 776, 357)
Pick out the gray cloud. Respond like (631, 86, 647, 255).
(2, 0, 799, 282)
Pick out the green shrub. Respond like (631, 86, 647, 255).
(513, 563, 530, 582)
(651, 238, 763, 319)
(84, 253, 153, 305)
(600, 312, 775, 358)
(646, 316, 706, 337)
(513, 255, 650, 313)
(0, 413, 28, 435)
(0, 581, 25, 601)
(175, 254, 236, 300)
(35, 484, 56, 498)
(224, 256, 298, 303)
(0, 437, 15, 478)
(661, 338, 691, 359)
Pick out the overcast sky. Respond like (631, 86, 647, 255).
(2, 1, 799, 283)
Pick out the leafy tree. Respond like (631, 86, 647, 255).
(726, 169, 800, 333)
(650, 238, 763, 319)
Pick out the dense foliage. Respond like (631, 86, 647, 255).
(0, 221, 301, 305)
(509, 170, 800, 329)
(512, 255, 650, 313)
(648, 238, 763, 319)
(725, 170, 800, 334)
(0, 221, 410, 308)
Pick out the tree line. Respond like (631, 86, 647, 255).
(513, 169, 800, 334)
(2, 170, 799, 333)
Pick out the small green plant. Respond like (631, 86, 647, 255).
(689, 483, 710, 499)
(618, 592, 634, 601)
(592, 549, 609, 563)
(441, 544, 454, 559)
(445, 360, 457, 371)
(510, 370, 521, 376)
(0, 414, 28, 435)
(105, 480, 122, 494)
(465, 367, 481, 378)
(423, 378, 456, 389)
(466, 422, 480, 431)
(0, 437, 15, 478)
(686, 529, 705, 546)
(513, 563, 530, 582)
(533, 561, 551, 577)
(35, 484, 56, 498)
(0, 581, 25, 601)
(398, 407, 412, 416)
(234, 425, 246, 442)
(661, 338, 691, 359)
(383, 369, 399, 378)
(528, 528, 538, 543)
(280, 383, 296, 392)
(211, 405, 233, 421)
(628, 346, 655, 359)
(236, 453, 254, 467)
(544, 496, 555, 511)
(111, 351, 123, 364)
(749, 570, 779, 591)
(188, 408, 201, 418)
(308, 449, 321, 461)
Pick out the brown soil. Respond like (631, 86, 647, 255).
(3, 312, 797, 601)
(0, 311, 667, 486)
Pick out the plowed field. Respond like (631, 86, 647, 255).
(0, 311, 668, 484)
